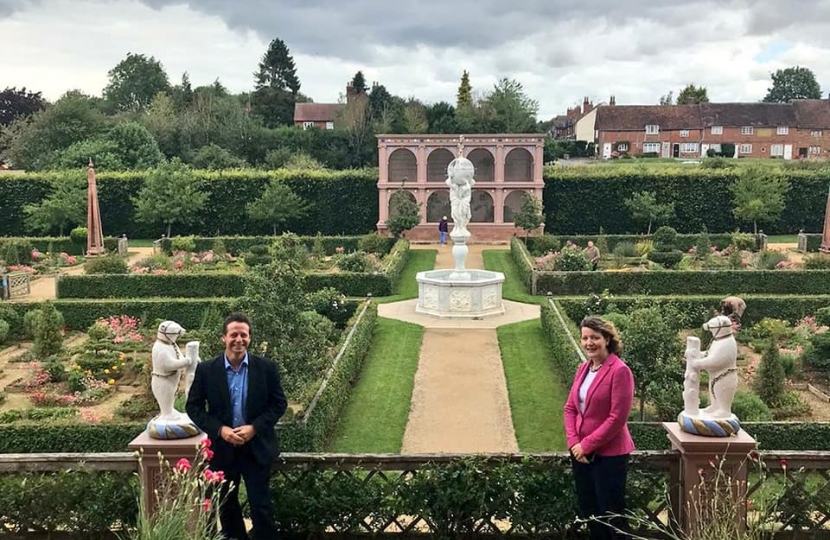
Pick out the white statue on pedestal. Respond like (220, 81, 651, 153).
(678, 314, 741, 436)
(146, 320, 202, 439)
(446, 157, 475, 239)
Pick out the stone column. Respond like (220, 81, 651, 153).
(417, 188, 427, 223)
(129, 431, 206, 514)
(378, 189, 389, 227)
(495, 144, 505, 183)
(663, 423, 757, 537)
(494, 188, 505, 224)
(821, 184, 830, 253)
(378, 144, 389, 184)
(417, 145, 427, 183)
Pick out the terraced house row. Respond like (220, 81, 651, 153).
(578, 99, 830, 159)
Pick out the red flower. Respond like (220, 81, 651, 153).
(779, 459, 788, 470)
(199, 437, 212, 449)
(201, 447, 214, 461)
(748, 450, 760, 462)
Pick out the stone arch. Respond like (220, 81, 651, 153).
(503, 189, 528, 223)
(427, 148, 454, 182)
(504, 148, 533, 182)
(426, 191, 451, 222)
(471, 191, 495, 223)
(468, 148, 494, 182)
(387, 190, 417, 220)
(388, 148, 417, 184)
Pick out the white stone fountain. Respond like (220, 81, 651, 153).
(415, 142, 505, 318)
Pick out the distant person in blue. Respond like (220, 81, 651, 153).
(438, 216, 449, 245)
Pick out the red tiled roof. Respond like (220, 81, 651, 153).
(293, 102, 341, 122)
(596, 104, 702, 131)
(698, 103, 794, 127)
(791, 99, 830, 129)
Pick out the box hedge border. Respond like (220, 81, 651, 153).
(534, 269, 830, 296)
(0, 236, 119, 257)
(524, 233, 758, 255)
(159, 235, 396, 257)
(56, 240, 410, 299)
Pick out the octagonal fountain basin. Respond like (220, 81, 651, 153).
(415, 269, 505, 319)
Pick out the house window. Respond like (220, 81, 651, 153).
(680, 130, 690, 138)
(811, 130, 823, 137)
(680, 143, 699, 153)
(809, 146, 822, 155)
(777, 126, 789, 135)
(741, 126, 753, 135)
(617, 143, 629, 152)
(645, 125, 659, 134)
(643, 142, 661, 153)
(771, 144, 784, 157)
(739, 144, 753, 154)
(711, 126, 723, 135)
(325, 121, 334, 130)
(302, 121, 315, 130)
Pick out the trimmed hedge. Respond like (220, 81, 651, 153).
(0, 236, 119, 257)
(542, 166, 829, 235)
(556, 294, 830, 327)
(0, 169, 379, 238)
(7, 298, 237, 331)
(510, 236, 534, 290)
(525, 233, 756, 254)
(0, 423, 145, 453)
(629, 421, 830, 451)
(159, 235, 396, 257)
(535, 270, 830, 296)
(57, 273, 246, 299)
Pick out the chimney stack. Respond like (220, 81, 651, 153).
(609, 95, 616, 106)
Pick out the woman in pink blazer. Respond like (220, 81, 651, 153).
(564, 316, 635, 540)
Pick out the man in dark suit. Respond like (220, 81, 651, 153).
(186, 313, 288, 540)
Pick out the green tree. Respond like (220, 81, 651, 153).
(456, 70, 473, 110)
(142, 92, 180, 158)
(190, 143, 247, 170)
(1, 91, 107, 170)
(246, 180, 310, 235)
(622, 306, 684, 421)
(386, 188, 421, 238)
(513, 192, 544, 240)
(103, 53, 170, 112)
(23, 173, 86, 235)
(402, 99, 428, 133)
(754, 339, 785, 407)
(658, 91, 674, 106)
(763, 66, 822, 102)
(623, 191, 676, 234)
(52, 139, 124, 170)
(106, 121, 164, 169)
(251, 38, 301, 128)
(0, 86, 46, 127)
(425, 101, 458, 134)
(170, 72, 194, 112)
(350, 71, 368, 93)
(31, 301, 64, 358)
(133, 159, 208, 237)
(478, 78, 539, 133)
(677, 84, 709, 104)
(730, 166, 787, 234)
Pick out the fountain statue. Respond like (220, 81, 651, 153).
(678, 314, 741, 436)
(415, 137, 505, 318)
(146, 320, 203, 439)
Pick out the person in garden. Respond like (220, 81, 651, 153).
(438, 215, 449, 245)
(564, 316, 635, 540)
(585, 241, 601, 271)
(186, 313, 287, 540)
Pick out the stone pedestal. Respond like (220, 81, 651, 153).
(663, 422, 757, 536)
(129, 431, 207, 514)
(415, 269, 505, 318)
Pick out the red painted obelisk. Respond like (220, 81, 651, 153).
(87, 159, 105, 256)
(821, 184, 830, 253)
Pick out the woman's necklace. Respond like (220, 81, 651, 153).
(589, 363, 603, 372)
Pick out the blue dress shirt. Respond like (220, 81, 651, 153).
(224, 353, 249, 428)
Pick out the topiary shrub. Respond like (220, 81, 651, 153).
(0, 319, 9, 344)
(170, 235, 196, 253)
(754, 340, 785, 407)
(243, 244, 272, 267)
(731, 231, 756, 251)
(732, 391, 772, 421)
(358, 232, 389, 255)
(337, 252, 375, 273)
(32, 302, 64, 358)
(528, 235, 561, 256)
(69, 227, 88, 245)
(647, 250, 684, 268)
(804, 332, 830, 371)
(652, 226, 678, 251)
(84, 254, 129, 274)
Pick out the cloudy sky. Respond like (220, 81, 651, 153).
(1, 0, 829, 119)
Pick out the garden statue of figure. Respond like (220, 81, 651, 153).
(679, 314, 741, 436)
(147, 320, 202, 439)
(445, 156, 475, 239)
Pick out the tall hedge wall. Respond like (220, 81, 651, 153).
(0, 169, 379, 238)
(536, 270, 830, 296)
(525, 233, 757, 254)
(3, 167, 826, 237)
(542, 166, 829, 235)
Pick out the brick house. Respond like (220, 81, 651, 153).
(594, 100, 830, 159)
(550, 96, 595, 139)
(293, 103, 341, 130)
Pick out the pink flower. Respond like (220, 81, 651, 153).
(200, 438, 212, 449)
(201, 448, 214, 461)
(780, 459, 788, 470)
(203, 469, 224, 484)
(202, 498, 212, 512)
(174, 458, 191, 472)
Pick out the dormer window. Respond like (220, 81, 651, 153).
(645, 124, 659, 134)
(777, 126, 789, 135)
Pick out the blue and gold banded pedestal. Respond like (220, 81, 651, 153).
(677, 412, 741, 437)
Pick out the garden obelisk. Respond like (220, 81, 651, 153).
(87, 159, 105, 256)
